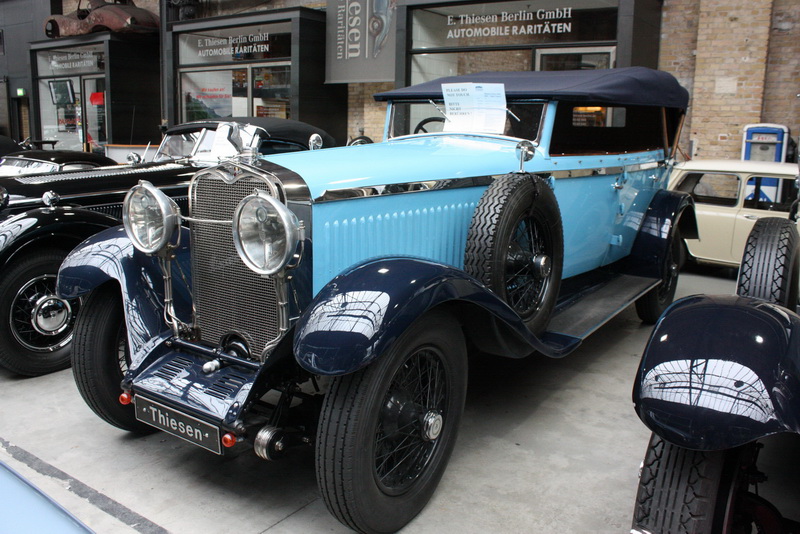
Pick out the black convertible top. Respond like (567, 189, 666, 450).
(374, 67, 689, 109)
(166, 117, 336, 148)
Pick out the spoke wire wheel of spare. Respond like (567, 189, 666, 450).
(465, 173, 563, 335)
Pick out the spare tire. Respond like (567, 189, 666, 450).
(465, 174, 563, 334)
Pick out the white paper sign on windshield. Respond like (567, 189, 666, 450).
(442, 83, 507, 134)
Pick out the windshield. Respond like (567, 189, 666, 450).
(154, 123, 265, 162)
(0, 157, 59, 177)
(388, 100, 546, 140)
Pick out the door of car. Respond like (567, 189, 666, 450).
(731, 174, 799, 259)
(674, 171, 742, 265)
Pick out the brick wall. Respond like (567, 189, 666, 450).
(763, 0, 800, 141)
(347, 82, 392, 142)
(659, 0, 800, 160)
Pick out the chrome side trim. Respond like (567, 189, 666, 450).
(314, 175, 495, 203)
(312, 161, 666, 202)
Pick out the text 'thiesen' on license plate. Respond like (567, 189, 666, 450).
(134, 396, 221, 454)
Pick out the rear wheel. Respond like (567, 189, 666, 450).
(316, 310, 467, 534)
(737, 217, 800, 309)
(71, 284, 152, 433)
(635, 228, 682, 324)
(0, 250, 79, 376)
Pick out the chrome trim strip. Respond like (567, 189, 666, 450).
(312, 161, 665, 202)
(314, 175, 496, 203)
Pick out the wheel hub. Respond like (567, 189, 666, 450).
(532, 254, 551, 278)
(422, 411, 443, 441)
(31, 295, 72, 335)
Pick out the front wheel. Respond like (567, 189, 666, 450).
(71, 284, 153, 433)
(632, 433, 775, 534)
(0, 250, 79, 376)
(316, 310, 467, 534)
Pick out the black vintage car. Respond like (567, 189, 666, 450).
(0, 150, 118, 176)
(0, 117, 333, 376)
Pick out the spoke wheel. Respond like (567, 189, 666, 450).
(465, 174, 563, 334)
(316, 310, 467, 534)
(635, 227, 682, 324)
(0, 251, 79, 376)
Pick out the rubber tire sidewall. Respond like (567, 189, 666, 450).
(0, 250, 72, 376)
(315, 310, 467, 534)
(71, 284, 153, 433)
(635, 227, 682, 324)
(632, 433, 741, 534)
(465, 174, 563, 335)
(737, 217, 800, 308)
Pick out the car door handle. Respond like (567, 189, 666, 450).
(744, 214, 759, 220)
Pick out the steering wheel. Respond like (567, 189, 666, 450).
(414, 117, 446, 134)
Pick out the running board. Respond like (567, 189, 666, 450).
(546, 273, 658, 340)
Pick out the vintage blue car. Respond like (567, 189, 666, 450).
(631, 215, 800, 534)
(59, 67, 695, 533)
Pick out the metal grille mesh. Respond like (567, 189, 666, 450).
(189, 171, 279, 355)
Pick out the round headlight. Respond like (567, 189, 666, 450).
(123, 180, 180, 254)
(233, 190, 301, 275)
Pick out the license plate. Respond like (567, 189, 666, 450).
(134, 396, 221, 455)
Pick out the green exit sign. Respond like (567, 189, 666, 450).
(16, 88, 26, 97)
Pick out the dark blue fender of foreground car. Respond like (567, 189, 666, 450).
(634, 294, 800, 451)
(631, 216, 800, 534)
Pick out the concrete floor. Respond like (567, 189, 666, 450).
(1, 267, 798, 533)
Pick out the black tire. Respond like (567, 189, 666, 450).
(465, 174, 563, 335)
(636, 228, 682, 324)
(737, 217, 800, 309)
(0, 250, 79, 376)
(632, 433, 741, 534)
(71, 284, 153, 433)
(316, 310, 467, 534)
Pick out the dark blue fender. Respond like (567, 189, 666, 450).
(57, 226, 193, 361)
(0, 206, 119, 268)
(624, 189, 697, 278)
(293, 256, 581, 376)
(633, 294, 800, 451)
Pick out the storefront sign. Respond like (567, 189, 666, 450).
(411, 1, 616, 50)
(36, 45, 105, 77)
(445, 7, 574, 40)
(326, 0, 397, 83)
(190, 32, 270, 60)
(177, 23, 291, 65)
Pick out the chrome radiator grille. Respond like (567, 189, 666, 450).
(189, 170, 279, 356)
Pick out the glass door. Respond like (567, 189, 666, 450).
(82, 76, 106, 154)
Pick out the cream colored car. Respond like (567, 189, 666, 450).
(670, 159, 800, 266)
